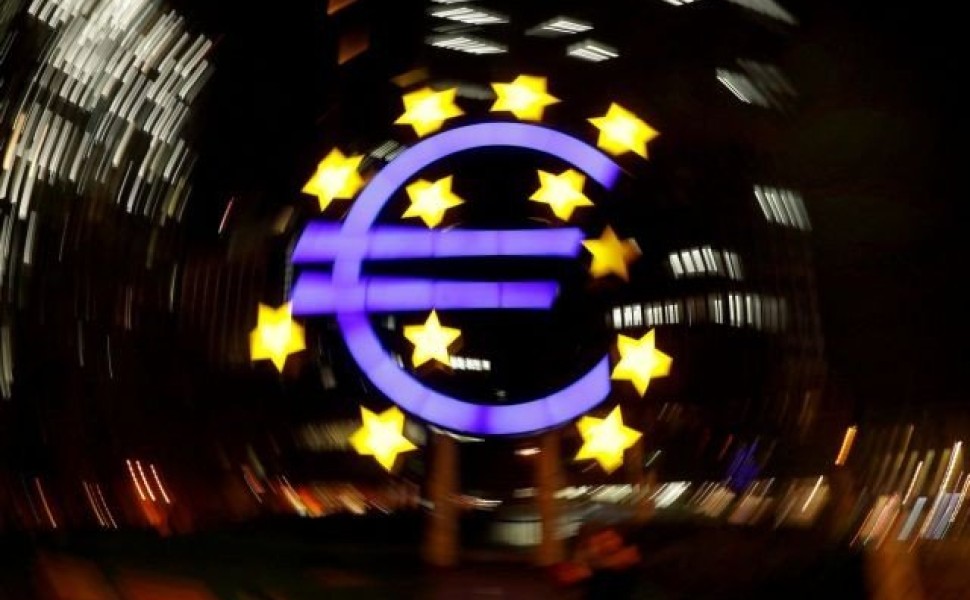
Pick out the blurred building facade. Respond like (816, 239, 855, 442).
(0, 0, 854, 535)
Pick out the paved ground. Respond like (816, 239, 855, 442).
(1, 516, 871, 600)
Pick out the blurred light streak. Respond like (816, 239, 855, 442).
(527, 16, 592, 37)
(653, 482, 690, 508)
(105, 335, 114, 379)
(127, 458, 146, 501)
(280, 477, 308, 516)
(34, 477, 57, 529)
(337, 28, 369, 65)
(872, 496, 901, 548)
(716, 70, 754, 103)
(567, 39, 618, 62)
(427, 34, 506, 55)
(835, 425, 858, 466)
(801, 476, 824, 512)
(217, 198, 234, 234)
(950, 474, 970, 525)
(898, 497, 927, 541)
(242, 466, 264, 502)
(136, 460, 156, 502)
(95, 483, 118, 528)
(327, 0, 359, 16)
(724, 0, 797, 24)
(150, 464, 171, 504)
(903, 460, 924, 505)
(918, 442, 962, 540)
(754, 185, 811, 230)
(430, 5, 508, 25)
(83, 481, 108, 528)
(669, 246, 743, 280)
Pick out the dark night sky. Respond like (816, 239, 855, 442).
(784, 2, 962, 418)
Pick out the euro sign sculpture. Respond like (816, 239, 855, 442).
(291, 123, 623, 436)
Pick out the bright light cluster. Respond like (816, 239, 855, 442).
(610, 293, 788, 331)
(754, 185, 811, 230)
(0, 0, 212, 398)
(669, 247, 744, 279)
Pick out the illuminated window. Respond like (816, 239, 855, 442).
(370, 140, 402, 160)
(716, 69, 767, 106)
(428, 34, 507, 54)
(528, 16, 593, 36)
(567, 39, 619, 62)
(670, 247, 743, 280)
(710, 294, 724, 324)
(726, 252, 743, 279)
(430, 5, 508, 25)
(724, 0, 797, 24)
(450, 355, 492, 372)
(754, 185, 810, 230)
(670, 253, 684, 277)
(665, 301, 681, 324)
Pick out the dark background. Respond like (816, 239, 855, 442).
(785, 2, 962, 418)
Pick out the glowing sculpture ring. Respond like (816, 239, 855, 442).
(291, 122, 623, 435)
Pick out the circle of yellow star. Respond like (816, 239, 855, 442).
(490, 75, 560, 121)
(403, 310, 462, 368)
(575, 406, 642, 474)
(301, 148, 365, 212)
(612, 329, 673, 396)
(350, 406, 417, 471)
(529, 169, 593, 221)
(394, 87, 464, 137)
(582, 226, 642, 281)
(403, 175, 464, 228)
(250, 302, 306, 372)
(588, 103, 659, 158)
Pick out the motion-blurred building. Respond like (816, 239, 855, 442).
(0, 0, 852, 535)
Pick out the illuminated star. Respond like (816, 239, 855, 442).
(575, 406, 642, 474)
(490, 75, 560, 121)
(250, 303, 306, 372)
(612, 329, 673, 396)
(588, 103, 659, 158)
(350, 406, 417, 471)
(403, 310, 462, 367)
(529, 169, 593, 221)
(582, 226, 641, 280)
(301, 148, 365, 212)
(395, 87, 464, 137)
(403, 175, 464, 228)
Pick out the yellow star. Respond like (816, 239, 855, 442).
(582, 226, 641, 281)
(588, 103, 659, 158)
(612, 329, 673, 396)
(395, 87, 464, 137)
(250, 303, 306, 372)
(301, 148, 365, 212)
(575, 406, 642, 474)
(350, 406, 417, 471)
(490, 75, 560, 121)
(529, 169, 593, 221)
(403, 310, 462, 367)
(403, 175, 464, 228)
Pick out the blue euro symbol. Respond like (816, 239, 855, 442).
(290, 123, 623, 436)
